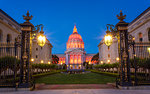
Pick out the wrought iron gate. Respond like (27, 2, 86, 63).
(0, 42, 21, 88)
(129, 42, 150, 85)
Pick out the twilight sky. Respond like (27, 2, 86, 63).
(1, 0, 150, 54)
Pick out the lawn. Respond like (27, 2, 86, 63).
(35, 72, 116, 84)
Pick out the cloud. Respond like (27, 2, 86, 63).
(94, 28, 106, 40)
(45, 32, 54, 40)
(95, 35, 104, 40)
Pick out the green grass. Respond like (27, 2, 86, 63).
(35, 72, 116, 84)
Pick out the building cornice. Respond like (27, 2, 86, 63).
(129, 7, 150, 26)
(0, 19, 20, 34)
(128, 18, 150, 33)
(0, 9, 20, 26)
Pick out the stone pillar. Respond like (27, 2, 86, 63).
(77, 55, 78, 69)
(68, 55, 70, 69)
(81, 55, 83, 69)
(73, 55, 74, 65)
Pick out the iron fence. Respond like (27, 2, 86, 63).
(129, 42, 150, 85)
(0, 42, 21, 88)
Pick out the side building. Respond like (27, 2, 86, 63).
(98, 38, 119, 64)
(0, 9, 53, 64)
(98, 7, 150, 64)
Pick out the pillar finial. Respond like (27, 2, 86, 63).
(117, 10, 126, 22)
(23, 11, 33, 22)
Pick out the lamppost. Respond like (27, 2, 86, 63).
(104, 11, 133, 86)
(17, 11, 46, 88)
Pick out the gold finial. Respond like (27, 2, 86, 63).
(23, 11, 33, 22)
(116, 10, 126, 22)
(73, 24, 77, 33)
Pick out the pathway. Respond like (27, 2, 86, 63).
(35, 84, 116, 90)
(0, 89, 150, 94)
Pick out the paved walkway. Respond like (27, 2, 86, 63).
(35, 84, 116, 90)
(0, 89, 150, 94)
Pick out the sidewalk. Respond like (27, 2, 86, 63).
(0, 89, 150, 94)
(35, 84, 116, 90)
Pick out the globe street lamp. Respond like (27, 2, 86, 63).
(104, 27, 113, 47)
(37, 26, 46, 47)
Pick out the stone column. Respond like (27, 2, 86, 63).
(77, 54, 79, 69)
(73, 55, 74, 65)
(68, 54, 70, 69)
(81, 54, 83, 69)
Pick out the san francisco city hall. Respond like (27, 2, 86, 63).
(55, 25, 95, 69)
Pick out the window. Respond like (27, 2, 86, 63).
(36, 55, 38, 58)
(148, 29, 150, 41)
(41, 47, 42, 50)
(0, 30, 3, 42)
(36, 48, 38, 51)
(139, 33, 143, 42)
(7, 34, 11, 43)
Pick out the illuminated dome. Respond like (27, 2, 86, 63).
(67, 25, 84, 49)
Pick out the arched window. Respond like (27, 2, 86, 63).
(148, 29, 150, 41)
(139, 33, 143, 42)
(0, 30, 3, 42)
(7, 34, 11, 43)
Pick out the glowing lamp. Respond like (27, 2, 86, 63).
(101, 61, 103, 64)
(31, 58, 34, 62)
(148, 47, 150, 54)
(48, 61, 51, 64)
(41, 60, 43, 63)
(116, 57, 119, 61)
(107, 60, 110, 63)
(104, 33, 113, 47)
(37, 34, 46, 47)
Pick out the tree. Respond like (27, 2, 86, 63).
(91, 53, 99, 64)
(52, 55, 59, 64)
(83, 61, 89, 69)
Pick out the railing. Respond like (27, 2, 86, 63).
(0, 42, 20, 89)
(129, 42, 150, 85)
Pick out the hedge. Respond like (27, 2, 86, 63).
(90, 69, 119, 77)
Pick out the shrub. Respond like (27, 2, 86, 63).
(0, 56, 20, 73)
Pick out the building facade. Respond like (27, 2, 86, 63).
(98, 7, 150, 64)
(0, 9, 53, 64)
(128, 7, 150, 43)
(98, 38, 119, 64)
(55, 25, 95, 69)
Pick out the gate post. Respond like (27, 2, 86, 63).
(19, 11, 34, 88)
(115, 11, 132, 86)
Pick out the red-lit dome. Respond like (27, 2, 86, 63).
(67, 25, 84, 49)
